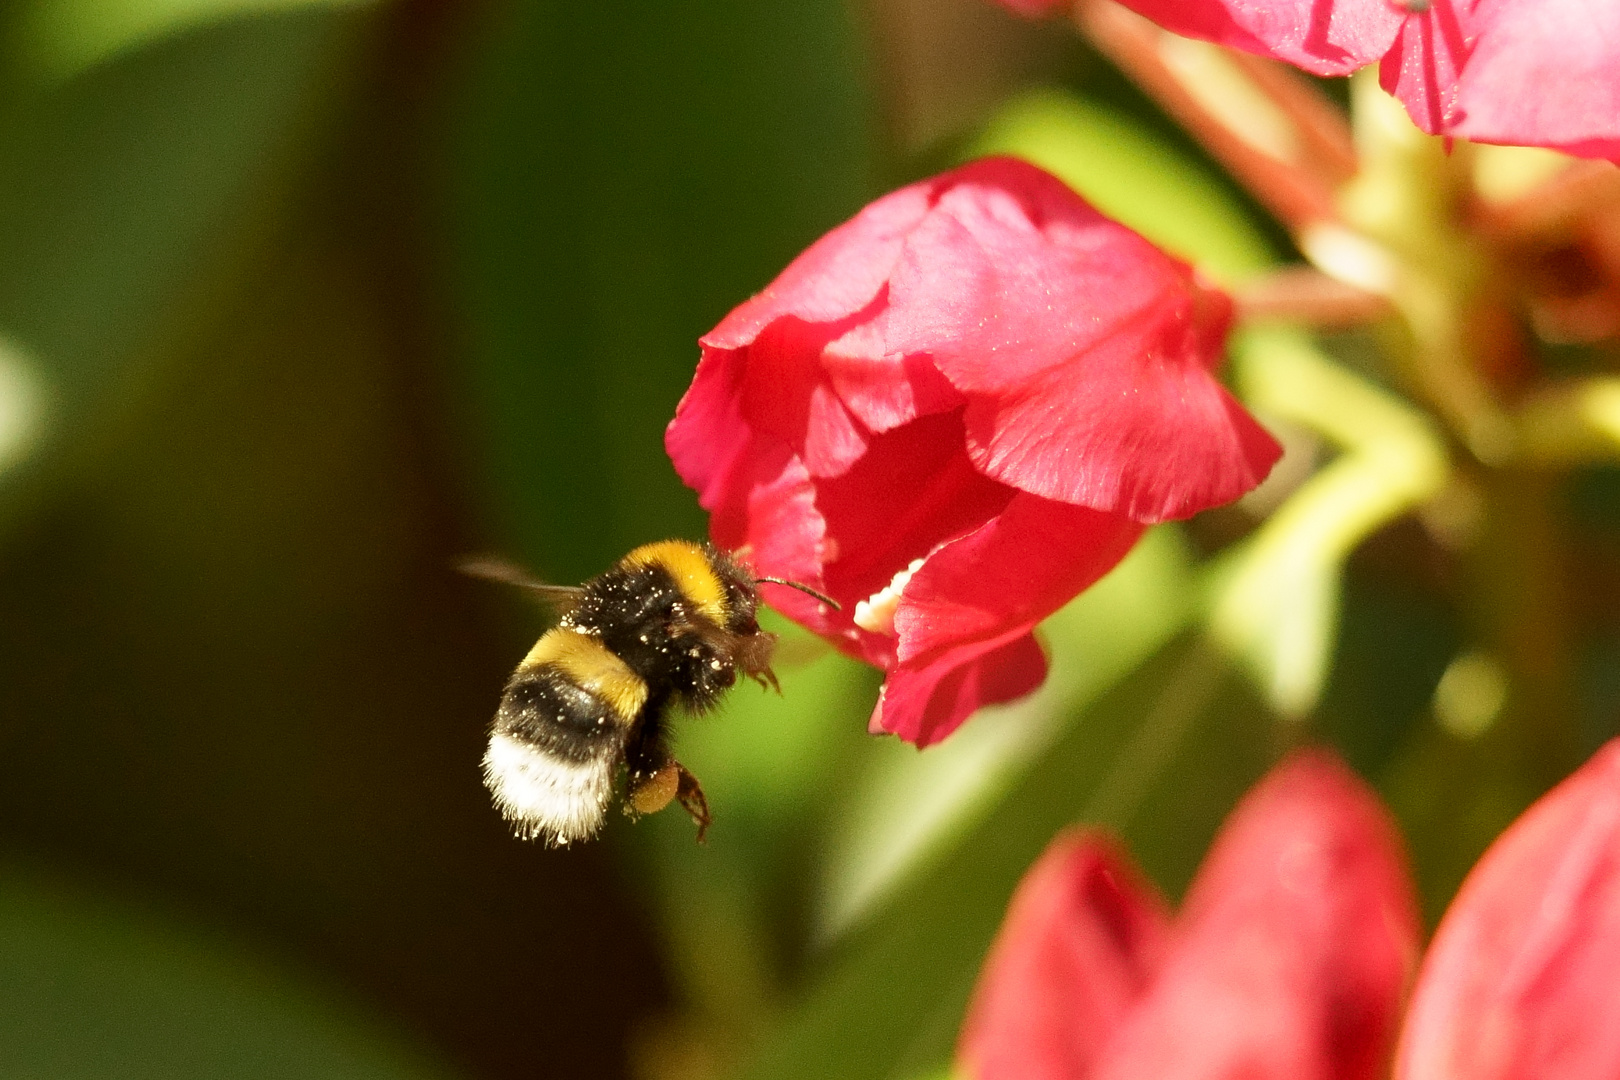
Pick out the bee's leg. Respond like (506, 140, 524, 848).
(623, 716, 679, 819)
(735, 631, 780, 694)
(674, 765, 711, 843)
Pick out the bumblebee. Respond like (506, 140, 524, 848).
(465, 540, 832, 846)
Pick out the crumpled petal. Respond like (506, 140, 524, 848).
(669, 348, 795, 549)
(882, 159, 1279, 522)
(666, 348, 830, 607)
(696, 186, 929, 480)
(1114, 0, 1402, 77)
(869, 632, 1048, 745)
(958, 831, 1173, 1080)
(1396, 738, 1620, 1080)
(702, 185, 930, 351)
(870, 492, 1143, 741)
(814, 409, 1015, 619)
(823, 309, 964, 437)
(737, 315, 871, 479)
(1091, 750, 1420, 1080)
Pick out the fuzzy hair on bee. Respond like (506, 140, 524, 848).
(464, 540, 833, 847)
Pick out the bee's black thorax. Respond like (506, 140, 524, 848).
(562, 560, 740, 711)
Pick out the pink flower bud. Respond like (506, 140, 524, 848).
(959, 751, 1420, 1080)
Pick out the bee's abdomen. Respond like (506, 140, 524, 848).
(512, 628, 648, 730)
(482, 629, 649, 845)
(494, 673, 621, 757)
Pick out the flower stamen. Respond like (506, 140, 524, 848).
(852, 557, 927, 635)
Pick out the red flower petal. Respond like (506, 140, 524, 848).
(1381, 0, 1620, 159)
(1377, 4, 1475, 141)
(1113, 0, 1402, 77)
(1091, 751, 1420, 1080)
(822, 309, 964, 437)
(958, 831, 1174, 1080)
(668, 348, 785, 543)
(954, 283, 1277, 523)
(702, 185, 930, 351)
(1109, 0, 1620, 161)
(695, 187, 929, 481)
(1445, 0, 1620, 160)
(872, 494, 1142, 744)
(869, 632, 1048, 745)
(666, 348, 827, 588)
(737, 315, 871, 479)
(894, 493, 1143, 663)
(1396, 739, 1620, 1080)
(812, 408, 1015, 603)
(886, 159, 1279, 521)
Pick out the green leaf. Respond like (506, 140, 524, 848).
(0, 6, 361, 536)
(444, 0, 873, 581)
(1208, 327, 1450, 716)
(0, 863, 460, 1080)
(6, 0, 369, 85)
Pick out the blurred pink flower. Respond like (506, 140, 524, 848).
(1396, 737, 1620, 1080)
(960, 738, 1620, 1080)
(666, 157, 1279, 746)
(1108, 0, 1620, 160)
(957, 750, 1420, 1080)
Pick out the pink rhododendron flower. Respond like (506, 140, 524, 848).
(959, 738, 1620, 1080)
(1108, 0, 1620, 160)
(1396, 736, 1620, 1080)
(957, 750, 1420, 1080)
(665, 157, 1280, 746)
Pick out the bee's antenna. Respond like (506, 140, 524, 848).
(756, 577, 841, 610)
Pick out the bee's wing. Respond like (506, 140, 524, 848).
(682, 616, 831, 673)
(770, 633, 833, 669)
(458, 555, 586, 612)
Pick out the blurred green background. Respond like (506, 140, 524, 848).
(1, 1, 1617, 1079)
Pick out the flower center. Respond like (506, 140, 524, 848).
(852, 557, 927, 636)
